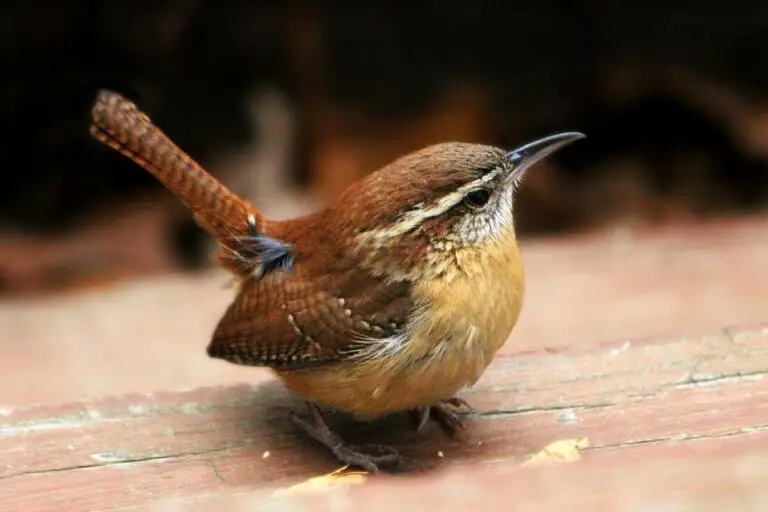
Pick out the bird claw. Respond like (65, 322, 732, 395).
(336, 444, 401, 473)
(411, 397, 472, 440)
(290, 404, 402, 473)
(443, 396, 473, 412)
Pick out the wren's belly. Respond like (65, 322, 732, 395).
(277, 355, 485, 420)
(277, 300, 522, 419)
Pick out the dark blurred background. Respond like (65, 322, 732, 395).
(1, 0, 767, 294)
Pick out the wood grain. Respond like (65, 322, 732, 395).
(1, 324, 767, 511)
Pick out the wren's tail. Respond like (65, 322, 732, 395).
(90, 89, 266, 276)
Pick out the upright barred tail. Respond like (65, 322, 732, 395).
(89, 89, 267, 276)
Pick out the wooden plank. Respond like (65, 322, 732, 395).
(170, 443, 768, 512)
(1, 324, 767, 511)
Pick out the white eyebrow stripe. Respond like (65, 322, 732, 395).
(356, 166, 503, 245)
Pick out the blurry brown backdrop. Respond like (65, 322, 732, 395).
(1, 1, 767, 404)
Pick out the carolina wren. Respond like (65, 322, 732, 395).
(90, 89, 583, 472)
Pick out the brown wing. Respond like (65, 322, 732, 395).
(206, 259, 413, 370)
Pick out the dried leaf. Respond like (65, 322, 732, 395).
(273, 466, 368, 496)
(521, 437, 589, 467)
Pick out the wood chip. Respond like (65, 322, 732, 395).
(273, 466, 368, 496)
(521, 437, 589, 467)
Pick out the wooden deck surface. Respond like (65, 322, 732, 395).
(2, 324, 767, 510)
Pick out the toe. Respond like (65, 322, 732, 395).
(444, 397, 473, 412)
(415, 407, 431, 432)
(335, 445, 402, 473)
(431, 406, 468, 440)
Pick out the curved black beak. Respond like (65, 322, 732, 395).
(506, 131, 585, 182)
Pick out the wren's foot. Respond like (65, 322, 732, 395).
(289, 402, 401, 473)
(412, 397, 472, 440)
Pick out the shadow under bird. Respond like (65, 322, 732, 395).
(89, 89, 584, 472)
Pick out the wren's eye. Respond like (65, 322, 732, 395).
(463, 188, 491, 209)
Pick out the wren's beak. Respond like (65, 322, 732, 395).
(506, 131, 585, 182)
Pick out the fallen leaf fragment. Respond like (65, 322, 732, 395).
(521, 437, 589, 467)
(273, 466, 368, 496)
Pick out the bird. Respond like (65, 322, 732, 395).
(89, 89, 584, 472)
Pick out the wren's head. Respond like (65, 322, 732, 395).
(337, 132, 584, 268)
